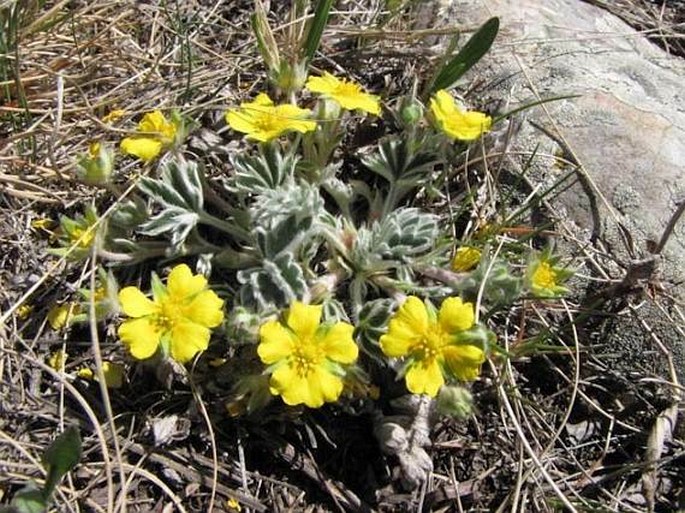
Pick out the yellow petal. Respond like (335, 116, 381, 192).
(451, 246, 481, 272)
(444, 111, 492, 141)
(169, 320, 210, 363)
(251, 93, 274, 107)
(305, 73, 339, 94)
(431, 89, 457, 118)
(77, 367, 94, 380)
(379, 329, 411, 357)
(272, 104, 317, 133)
(48, 349, 68, 371)
(47, 304, 79, 330)
(120, 137, 163, 161)
(396, 296, 428, 334)
(442, 344, 485, 381)
(305, 366, 344, 407)
(185, 290, 224, 327)
(138, 110, 168, 132)
(118, 317, 162, 360)
(405, 360, 444, 396)
(286, 302, 322, 340)
(339, 93, 380, 115)
(318, 322, 358, 364)
(102, 361, 125, 389)
(306, 73, 380, 115)
(258, 320, 296, 364)
(380, 298, 432, 357)
(102, 109, 126, 124)
(166, 264, 207, 299)
(119, 287, 157, 318)
(438, 297, 474, 333)
(270, 364, 310, 406)
(225, 109, 260, 135)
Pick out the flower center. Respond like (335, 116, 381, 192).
(254, 110, 282, 132)
(291, 337, 324, 377)
(155, 298, 185, 330)
(71, 227, 95, 248)
(334, 81, 362, 98)
(415, 325, 449, 362)
(533, 262, 557, 289)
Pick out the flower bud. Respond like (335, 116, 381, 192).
(76, 141, 114, 185)
(399, 96, 423, 126)
(436, 385, 473, 419)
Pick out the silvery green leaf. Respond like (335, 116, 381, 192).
(457, 257, 522, 307)
(255, 213, 313, 259)
(322, 175, 354, 215)
(362, 136, 438, 185)
(229, 144, 297, 194)
(138, 158, 204, 211)
(238, 253, 307, 310)
(371, 208, 438, 260)
(357, 299, 394, 363)
(250, 182, 324, 231)
(138, 208, 198, 247)
(109, 197, 148, 230)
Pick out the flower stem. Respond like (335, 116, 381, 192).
(198, 212, 251, 243)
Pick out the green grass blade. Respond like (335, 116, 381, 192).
(492, 94, 581, 124)
(303, 0, 334, 63)
(429, 16, 499, 94)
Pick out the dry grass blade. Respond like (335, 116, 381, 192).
(641, 403, 679, 512)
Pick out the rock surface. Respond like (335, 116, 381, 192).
(441, 0, 685, 381)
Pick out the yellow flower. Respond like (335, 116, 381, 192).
(306, 72, 381, 115)
(77, 368, 94, 380)
(227, 498, 241, 511)
(48, 349, 68, 371)
(451, 246, 481, 272)
(31, 218, 55, 231)
(47, 303, 80, 330)
(258, 301, 359, 408)
(380, 296, 486, 397)
(88, 141, 100, 158)
(527, 253, 571, 298)
(430, 90, 491, 141)
(102, 109, 126, 124)
(117, 264, 224, 363)
(16, 304, 33, 320)
(76, 362, 124, 388)
(225, 93, 317, 142)
(120, 110, 179, 161)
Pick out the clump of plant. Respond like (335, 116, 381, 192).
(15, 2, 578, 501)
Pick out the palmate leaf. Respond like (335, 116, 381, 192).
(135, 158, 207, 248)
(370, 208, 438, 261)
(250, 181, 324, 232)
(357, 298, 395, 363)
(138, 208, 198, 247)
(238, 253, 307, 310)
(229, 145, 298, 194)
(255, 213, 313, 259)
(362, 136, 439, 188)
(138, 158, 204, 211)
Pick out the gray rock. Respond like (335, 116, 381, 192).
(439, 0, 685, 381)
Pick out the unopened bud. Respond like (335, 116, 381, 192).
(76, 141, 114, 185)
(436, 386, 473, 419)
(399, 97, 423, 126)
